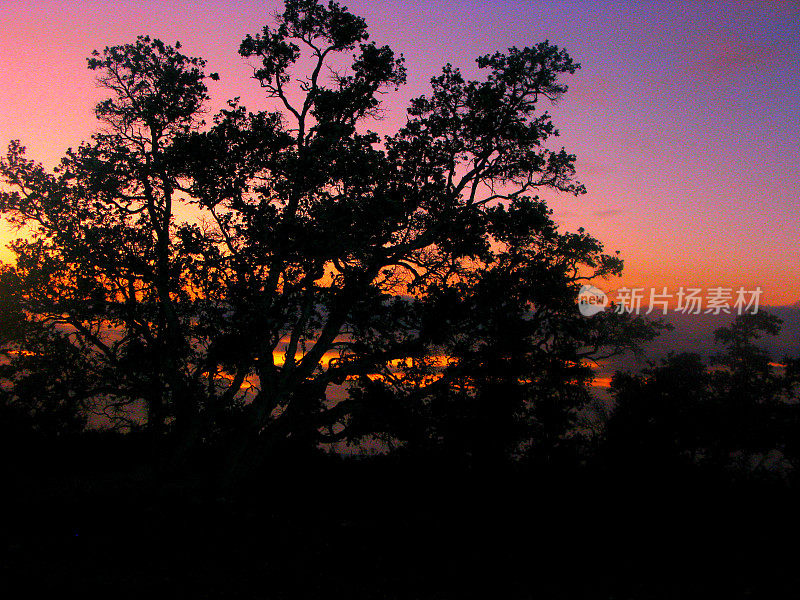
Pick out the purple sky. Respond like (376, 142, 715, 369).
(1, 0, 798, 305)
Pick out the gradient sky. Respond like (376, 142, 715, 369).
(1, 0, 798, 305)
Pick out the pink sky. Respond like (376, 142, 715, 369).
(1, 0, 798, 305)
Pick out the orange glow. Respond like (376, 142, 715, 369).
(592, 376, 613, 389)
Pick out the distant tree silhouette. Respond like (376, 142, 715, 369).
(605, 311, 800, 481)
(605, 352, 710, 474)
(709, 312, 797, 476)
(0, 0, 658, 478)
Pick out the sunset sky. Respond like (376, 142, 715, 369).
(1, 0, 798, 306)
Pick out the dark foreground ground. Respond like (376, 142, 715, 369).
(3, 438, 799, 598)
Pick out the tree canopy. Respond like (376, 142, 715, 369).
(0, 0, 658, 477)
(606, 312, 800, 481)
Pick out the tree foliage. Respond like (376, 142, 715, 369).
(606, 312, 800, 480)
(0, 0, 657, 475)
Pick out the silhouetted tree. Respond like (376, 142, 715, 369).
(0, 265, 88, 443)
(605, 352, 710, 473)
(0, 0, 658, 478)
(605, 311, 800, 481)
(709, 311, 796, 476)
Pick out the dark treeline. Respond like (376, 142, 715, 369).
(1, 1, 799, 597)
(3, 312, 799, 598)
